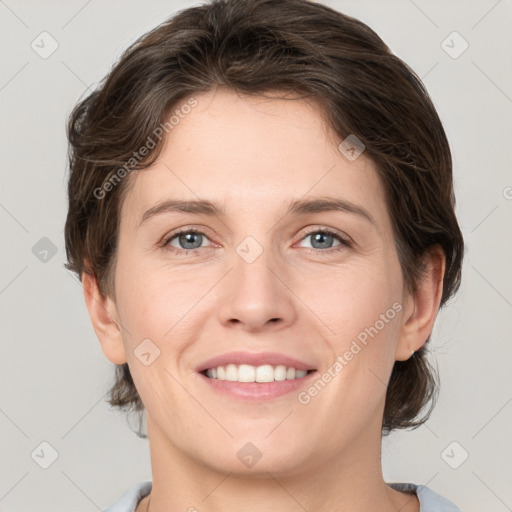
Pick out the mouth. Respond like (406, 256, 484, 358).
(196, 351, 317, 400)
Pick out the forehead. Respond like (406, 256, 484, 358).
(120, 89, 390, 231)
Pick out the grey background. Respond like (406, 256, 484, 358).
(1, 0, 511, 510)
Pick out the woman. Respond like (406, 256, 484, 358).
(64, 0, 464, 510)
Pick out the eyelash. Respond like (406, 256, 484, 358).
(162, 226, 352, 256)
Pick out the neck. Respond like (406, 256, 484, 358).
(140, 415, 418, 512)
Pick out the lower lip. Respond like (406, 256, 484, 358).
(197, 371, 317, 401)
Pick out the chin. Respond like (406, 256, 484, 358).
(195, 437, 316, 478)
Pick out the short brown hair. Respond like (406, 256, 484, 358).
(65, 0, 464, 437)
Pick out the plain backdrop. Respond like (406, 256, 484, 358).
(1, 1, 511, 511)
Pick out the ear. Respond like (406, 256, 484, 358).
(395, 245, 446, 361)
(81, 271, 127, 365)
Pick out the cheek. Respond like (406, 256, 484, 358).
(111, 259, 202, 409)
(112, 258, 219, 398)
(296, 265, 403, 442)
(310, 255, 403, 349)
(303, 253, 403, 400)
(114, 255, 204, 339)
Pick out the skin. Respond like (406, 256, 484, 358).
(83, 88, 445, 512)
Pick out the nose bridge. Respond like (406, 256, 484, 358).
(233, 233, 281, 298)
(218, 231, 296, 330)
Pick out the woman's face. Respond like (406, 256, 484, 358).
(106, 88, 415, 475)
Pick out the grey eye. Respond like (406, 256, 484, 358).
(300, 230, 343, 250)
(167, 230, 208, 251)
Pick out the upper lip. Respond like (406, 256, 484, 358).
(196, 351, 316, 373)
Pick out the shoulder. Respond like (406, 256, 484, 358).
(103, 481, 152, 512)
(388, 482, 463, 511)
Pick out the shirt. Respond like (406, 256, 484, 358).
(103, 481, 462, 511)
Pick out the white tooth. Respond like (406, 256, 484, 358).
(256, 364, 274, 383)
(274, 365, 287, 381)
(210, 364, 308, 382)
(238, 364, 256, 382)
(286, 367, 296, 380)
(225, 364, 238, 381)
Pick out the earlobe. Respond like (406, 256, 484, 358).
(81, 271, 127, 365)
(395, 246, 446, 361)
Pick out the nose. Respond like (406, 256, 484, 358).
(217, 243, 297, 333)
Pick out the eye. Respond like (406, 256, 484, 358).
(162, 227, 351, 256)
(163, 229, 213, 254)
(297, 228, 351, 254)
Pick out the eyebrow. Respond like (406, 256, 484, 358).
(139, 197, 375, 227)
